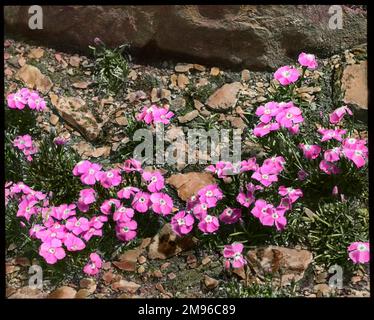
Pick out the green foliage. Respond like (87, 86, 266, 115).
(89, 42, 130, 95)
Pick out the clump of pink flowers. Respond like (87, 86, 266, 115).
(7, 88, 46, 111)
(136, 104, 174, 125)
(13, 134, 38, 161)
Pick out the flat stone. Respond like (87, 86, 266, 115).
(204, 275, 219, 290)
(16, 64, 53, 93)
(48, 286, 77, 299)
(178, 110, 199, 123)
(206, 82, 243, 112)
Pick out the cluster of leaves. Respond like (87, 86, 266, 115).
(89, 41, 131, 96)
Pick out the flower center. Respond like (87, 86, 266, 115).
(226, 209, 233, 216)
(107, 172, 114, 178)
(272, 213, 279, 219)
(355, 150, 362, 156)
(177, 218, 185, 226)
(304, 145, 311, 150)
(75, 221, 81, 227)
(206, 190, 213, 197)
(90, 263, 96, 269)
(357, 244, 368, 252)
(151, 176, 157, 182)
(264, 108, 271, 115)
(286, 113, 293, 119)
(282, 71, 291, 78)
(205, 215, 213, 223)
(348, 138, 356, 144)
(159, 199, 166, 205)
(48, 248, 56, 254)
(122, 227, 129, 233)
(139, 197, 145, 203)
(262, 174, 269, 180)
(89, 169, 95, 175)
(287, 187, 293, 193)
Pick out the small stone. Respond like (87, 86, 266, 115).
(49, 286, 77, 299)
(137, 265, 146, 274)
(138, 255, 147, 264)
(175, 63, 193, 73)
(194, 100, 204, 111)
(28, 47, 44, 59)
(178, 110, 199, 123)
(187, 254, 197, 268)
(102, 271, 115, 285)
(314, 284, 331, 297)
(111, 280, 141, 293)
(49, 114, 59, 126)
(128, 70, 137, 80)
(351, 275, 362, 284)
(241, 69, 250, 81)
(201, 256, 212, 266)
(168, 272, 177, 280)
(153, 269, 163, 278)
(194, 64, 206, 72)
(14, 257, 31, 267)
(177, 74, 189, 89)
(115, 116, 128, 126)
(79, 278, 96, 294)
(72, 81, 90, 89)
(210, 67, 220, 76)
(69, 56, 81, 67)
(170, 74, 178, 86)
(160, 262, 171, 271)
(204, 275, 219, 290)
(75, 289, 91, 299)
(206, 82, 243, 112)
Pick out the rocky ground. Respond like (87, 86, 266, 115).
(4, 38, 369, 298)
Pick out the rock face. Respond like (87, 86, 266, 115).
(247, 246, 313, 286)
(4, 5, 367, 70)
(341, 60, 367, 121)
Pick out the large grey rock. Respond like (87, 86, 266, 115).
(4, 5, 367, 70)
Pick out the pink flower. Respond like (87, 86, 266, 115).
(7, 90, 28, 109)
(318, 128, 346, 142)
(17, 198, 39, 221)
(39, 239, 66, 264)
(251, 199, 273, 219)
(297, 169, 308, 181)
(342, 137, 366, 150)
(274, 65, 300, 85)
(236, 191, 255, 208)
(27, 92, 46, 111)
(82, 227, 103, 242)
(116, 220, 137, 242)
(251, 166, 278, 187)
(206, 161, 240, 178)
(324, 148, 341, 162)
(96, 169, 122, 188)
(65, 217, 90, 236)
(64, 233, 86, 251)
(259, 207, 287, 231)
(343, 143, 368, 168)
(77, 188, 96, 212)
(83, 253, 102, 276)
(113, 207, 135, 222)
(319, 160, 340, 175)
(219, 207, 242, 224)
(142, 171, 165, 192)
(329, 106, 353, 124)
(299, 143, 321, 160)
(255, 101, 279, 123)
(198, 213, 220, 234)
(192, 202, 209, 219)
(253, 122, 279, 137)
(278, 186, 303, 203)
(122, 158, 143, 173)
(197, 185, 223, 208)
(239, 157, 258, 173)
(298, 52, 318, 69)
(117, 186, 140, 199)
(13, 134, 33, 150)
(136, 105, 156, 124)
(262, 156, 286, 174)
(89, 215, 108, 229)
(150, 192, 173, 216)
(37, 224, 66, 244)
(348, 242, 370, 264)
(51, 204, 76, 220)
(74, 161, 102, 185)
(275, 105, 304, 128)
(132, 192, 151, 213)
(53, 136, 68, 145)
(100, 198, 121, 215)
(152, 106, 174, 125)
(171, 211, 194, 236)
(223, 243, 246, 268)
(332, 185, 339, 196)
